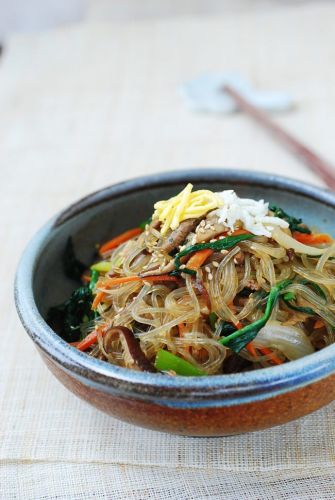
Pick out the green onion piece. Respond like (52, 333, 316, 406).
(139, 217, 152, 230)
(219, 321, 237, 336)
(154, 349, 207, 376)
(90, 261, 113, 273)
(174, 233, 254, 274)
(209, 312, 218, 330)
(283, 292, 295, 301)
(220, 279, 292, 352)
(300, 279, 326, 300)
(89, 269, 99, 291)
(282, 291, 315, 315)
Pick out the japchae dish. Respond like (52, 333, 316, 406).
(48, 184, 335, 376)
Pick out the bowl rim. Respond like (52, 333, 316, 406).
(14, 168, 335, 407)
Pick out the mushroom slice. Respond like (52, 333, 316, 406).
(159, 218, 199, 253)
(103, 326, 156, 372)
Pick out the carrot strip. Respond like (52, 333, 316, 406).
(77, 326, 108, 351)
(92, 291, 106, 309)
(99, 227, 142, 254)
(314, 319, 325, 329)
(187, 249, 213, 270)
(292, 232, 332, 245)
(246, 342, 258, 357)
(246, 342, 283, 365)
(102, 274, 178, 288)
(101, 276, 142, 287)
(231, 229, 251, 236)
(77, 332, 97, 351)
(142, 275, 179, 283)
(92, 274, 179, 309)
(258, 346, 284, 365)
(77, 331, 98, 351)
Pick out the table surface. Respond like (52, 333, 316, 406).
(1, 4, 335, 499)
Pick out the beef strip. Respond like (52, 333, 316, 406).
(103, 326, 156, 372)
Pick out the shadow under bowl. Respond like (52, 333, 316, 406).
(15, 168, 335, 436)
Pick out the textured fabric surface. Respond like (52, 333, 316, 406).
(1, 4, 335, 499)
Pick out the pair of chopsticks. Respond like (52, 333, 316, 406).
(224, 85, 335, 190)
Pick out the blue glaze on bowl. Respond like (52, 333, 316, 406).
(14, 169, 335, 413)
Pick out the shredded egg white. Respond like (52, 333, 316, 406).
(214, 190, 289, 237)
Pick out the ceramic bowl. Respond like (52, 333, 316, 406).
(15, 169, 335, 436)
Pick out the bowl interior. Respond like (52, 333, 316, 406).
(34, 174, 335, 321)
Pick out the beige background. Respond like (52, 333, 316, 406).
(1, 3, 335, 499)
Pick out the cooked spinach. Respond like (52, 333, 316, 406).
(220, 279, 292, 352)
(47, 270, 99, 343)
(174, 233, 254, 275)
(269, 205, 311, 234)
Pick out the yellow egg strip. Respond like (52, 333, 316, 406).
(153, 183, 222, 235)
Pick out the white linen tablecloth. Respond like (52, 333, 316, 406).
(1, 4, 335, 498)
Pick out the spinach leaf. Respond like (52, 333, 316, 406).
(219, 322, 237, 336)
(139, 216, 152, 230)
(283, 279, 326, 316)
(174, 233, 254, 275)
(208, 313, 237, 336)
(48, 270, 99, 343)
(269, 205, 311, 234)
(300, 279, 326, 300)
(220, 279, 292, 352)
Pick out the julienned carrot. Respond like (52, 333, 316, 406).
(142, 275, 179, 283)
(246, 342, 257, 357)
(76, 328, 106, 352)
(102, 275, 178, 287)
(92, 274, 179, 309)
(232, 229, 251, 236)
(292, 232, 332, 245)
(99, 227, 143, 254)
(258, 346, 283, 365)
(246, 341, 283, 365)
(92, 291, 106, 309)
(187, 249, 213, 270)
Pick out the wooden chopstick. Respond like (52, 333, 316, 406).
(224, 84, 335, 190)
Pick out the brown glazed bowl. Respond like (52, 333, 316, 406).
(15, 169, 335, 436)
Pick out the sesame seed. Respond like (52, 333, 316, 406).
(221, 249, 228, 255)
(212, 261, 219, 268)
(200, 220, 206, 227)
(180, 264, 186, 269)
(205, 266, 211, 273)
(210, 239, 216, 243)
(208, 273, 213, 280)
